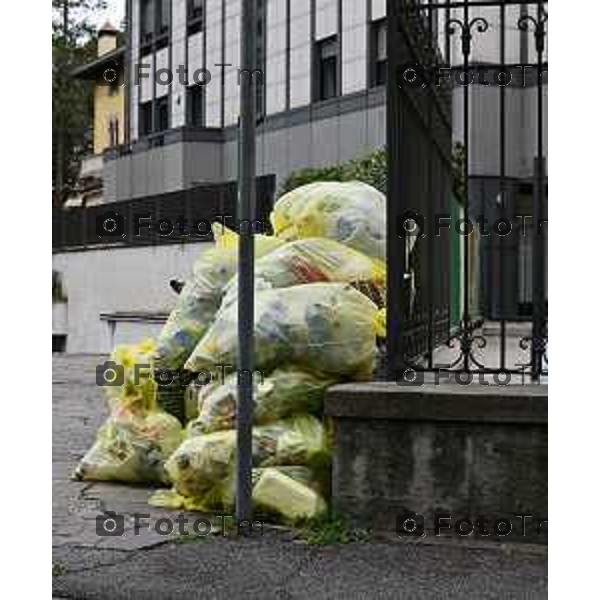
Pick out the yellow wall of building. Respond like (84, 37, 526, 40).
(93, 83, 125, 155)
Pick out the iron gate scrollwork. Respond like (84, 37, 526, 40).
(386, 0, 548, 382)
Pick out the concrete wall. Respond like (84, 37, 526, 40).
(326, 383, 548, 543)
(104, 97, 386, 202)
(224, 102, 387, 191)
(52, 242, 211, 354)
(104, 137, 224, 201)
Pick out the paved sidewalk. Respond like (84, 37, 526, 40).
(53, 355, 548, 599)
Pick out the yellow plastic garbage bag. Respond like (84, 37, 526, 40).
(270, 181, 386, 260)
(154, 226, 283, 370)
(74, 409, 183, 484)
(252, 467, 327, 521)
(185, 283, 379, 378)
(375, 308, 387, 338)
(219, 466, 326, 516)
(164, 416, 327, 501)
(74, 341, 183, 484)
(104, 339, 159, 412)
(148, 465, 325, 516)
(220, 237, 386, 309)
(187, 367, 335, 435)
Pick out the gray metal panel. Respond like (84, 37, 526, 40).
(182, 140, 224, 185)
(285, 123, 312, 174)
(103, 158, 118, 203)
(339, 107, 369, 163)
(311, 116, 341, 167)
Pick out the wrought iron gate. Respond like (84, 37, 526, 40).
(386, 0, 548, 381)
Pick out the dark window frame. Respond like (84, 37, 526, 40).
(186, 84, 205, 127)
(314, 35, 340, 102)
(108, 117, 119, 147)
(370, 18, 388, 88)
(155, 95, 170, 133)
(140, 0, 171, 56)
(139, 100, 154, 137)
(140, 0, 155, 55)
(187, 0, 205, 35)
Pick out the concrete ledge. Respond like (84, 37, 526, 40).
(325, 383, 548, 543)
(326, 382, 548, 424)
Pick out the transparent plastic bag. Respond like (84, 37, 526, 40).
(252, 467, 327, 520)
(105, 339, 159, 412)
(74, 342, 183, 484)
(74, 409, 182, 484)
(187, 367, 334, 435)
(164, 416, 327, 501)
(221, 237, 386, 309)
(185, 283, 379, 378)
(149, 465, 326, 517)
(155, 226, 283, 370)
(219, 466, 326, 518)
(271, 181, 387, 260)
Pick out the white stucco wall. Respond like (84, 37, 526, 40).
(52, 243, 212, 354)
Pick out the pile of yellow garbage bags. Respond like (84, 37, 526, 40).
(76, 181, 387, 522)
(74, 341, 183, 485)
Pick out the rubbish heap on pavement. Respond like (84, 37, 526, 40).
(75, 181, 387, 522)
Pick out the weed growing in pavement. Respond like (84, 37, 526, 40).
(294, 510, 372, 546)
(52, 561, 68, 576)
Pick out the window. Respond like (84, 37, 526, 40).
(315, 37, 339, 101)
(139, 101, 153, 136)
(155, 96, 170, 132)
(140, 0, 171, 54)
(157, 0, 170, 34)
(139, 98, 170, 137)
(187, 0, 204, 35)
(187, 85, 204, 127)
(108, 117, 120, 147)
(371, 19, 387, 87)
(53, 335, 67, 353)
(156, 0, 171, 50)
(140, 0, 155, 51)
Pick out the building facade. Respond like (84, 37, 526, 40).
(56, 1, 547, 354)
(103, 0, 388, 202)
(73, 23, 126, 205)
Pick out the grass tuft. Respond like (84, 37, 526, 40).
(294, 510, 371, 546)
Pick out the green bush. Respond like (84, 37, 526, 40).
(280, 145, 465, 203)
(280, 148, 387, 196)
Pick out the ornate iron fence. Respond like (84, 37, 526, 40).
(387, 0, 548, 381)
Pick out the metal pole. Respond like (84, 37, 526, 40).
(462, 0, 471, 373)
(531, 1, 546, 380)
(236, 0, 257, 524)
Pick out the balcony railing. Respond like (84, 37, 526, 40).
(53, 176, 276, 251)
